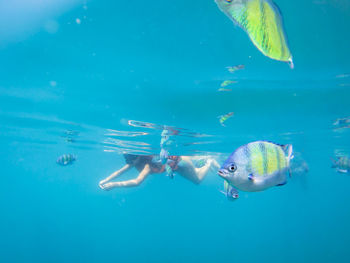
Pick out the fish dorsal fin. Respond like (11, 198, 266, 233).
(225, 0, 249, 28)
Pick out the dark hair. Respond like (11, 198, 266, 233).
(123, 154, 159, 172)
(123, 154, 139, 165)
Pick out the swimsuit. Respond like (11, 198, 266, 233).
(123, 154, 181, 174)
(166, 156, 181, 171)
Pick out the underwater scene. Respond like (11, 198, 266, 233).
(1, 0, 350, 262)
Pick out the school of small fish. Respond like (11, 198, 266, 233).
(57, 130, 79, 166)
(216, 64, 243, 125)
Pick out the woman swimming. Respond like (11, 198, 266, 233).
(99, 153, 219, 190)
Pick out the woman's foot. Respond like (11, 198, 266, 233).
(209, 158, 220, 171)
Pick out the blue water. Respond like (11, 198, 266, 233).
(1, 0, 350, 262)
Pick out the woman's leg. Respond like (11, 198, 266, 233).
(100, 164, 151, 190)
(99, 164, 131, 187)
(177, 156, 218, 185)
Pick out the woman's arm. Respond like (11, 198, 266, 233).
(99, 164, 132, 187)
(100, 164, 151, 190)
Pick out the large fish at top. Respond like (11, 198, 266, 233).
(215, 0, 293, 68)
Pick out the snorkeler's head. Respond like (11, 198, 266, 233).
(123, 154, 139, 165)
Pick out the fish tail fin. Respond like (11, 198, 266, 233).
(219, 190, 227, 197)
(283, 144, 293, 178)
(330, 157, 338, 168)
(288, 58, 294, 69)
(282, 144, 293, 165)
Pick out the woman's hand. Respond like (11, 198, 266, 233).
(99, 179, 109, 187)
(99, 182, 115, 191)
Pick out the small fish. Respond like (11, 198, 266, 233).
(218, 141, 293, 192)
(218, 88, 232, 92)
(333, 117, 350, 127)
(218, 112, 234, 127)
(220, 80, 237, 87)
(220, 181, 239, 201)
(65, 130, 80, 136)
(336, 74, 350, 79)
(331, 156, 350, 174)
(64, 137, 76, 143)
(226, 65, 245, 73)
(56, 154, 76, 166)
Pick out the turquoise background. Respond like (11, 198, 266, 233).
(1, 1, 350, 262)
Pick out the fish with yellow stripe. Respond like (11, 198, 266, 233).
(215, 0, 293, 68)
(220, 180, 239, 201)
(331, 156, 350, 174)
(56, 154, 77, 166)
(218, 141, 293, 193)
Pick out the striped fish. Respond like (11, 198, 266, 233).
(218, 112, 234, 127)
(220, 80, 237, 87)
(218, 141, 293, 192)
(226, 64, 245, 73)
(56, 154, 76, 166)
(331, 156, 350, 174)
(220, 180, 239, 201)
(215, 0, 293, 68)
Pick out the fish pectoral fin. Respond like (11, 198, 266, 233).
(276, 181, 287, 187)
(248, 174, 254, 181)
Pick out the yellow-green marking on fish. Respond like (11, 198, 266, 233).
(221, 80, 237, 87)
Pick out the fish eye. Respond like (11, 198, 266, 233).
(228, 164, 236, 172)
